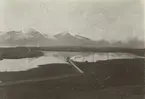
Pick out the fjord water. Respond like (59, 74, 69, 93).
(0, 51, 142, 72)
(0, 53, 68, 72)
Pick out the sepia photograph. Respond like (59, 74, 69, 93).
(0, 0, 144, 99)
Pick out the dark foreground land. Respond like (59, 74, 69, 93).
(0, 85, 144, 99)
(0, 58, 144, 99)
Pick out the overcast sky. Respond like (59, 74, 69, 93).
(0, 0, 144, 41)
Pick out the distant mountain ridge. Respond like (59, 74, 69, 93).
(0, 29, 144, 48)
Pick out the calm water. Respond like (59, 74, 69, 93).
(0, 51, 142, 72)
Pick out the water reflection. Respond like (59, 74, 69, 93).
(71, 53, 138, 62)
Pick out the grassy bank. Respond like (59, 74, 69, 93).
(0, 58, 144, 99)
(0, 47, 44, 59)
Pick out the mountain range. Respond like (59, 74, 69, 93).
(0, 29, 144, 48)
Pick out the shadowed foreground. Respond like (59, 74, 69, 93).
(0, 59, 144, 99)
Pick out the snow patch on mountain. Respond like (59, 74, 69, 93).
(75, 34, 91, 40)
(54, 32, 75, 38)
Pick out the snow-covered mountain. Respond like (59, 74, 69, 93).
(0, 29, 144, 48)
(0, 29, 57, 46)
(0, 30, 97, 47)
(54, 32, 96, 46)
